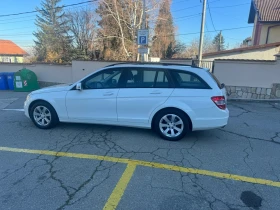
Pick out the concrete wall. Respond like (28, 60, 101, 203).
(1, 59, 280, 99)
(72, 60, 117, 81)
(0, 63, 72, 83)
(160, 59, 193, 65)
(204, 46, 280, 61)
(0, 60, 196, 84)
(214, 59, 280, 88)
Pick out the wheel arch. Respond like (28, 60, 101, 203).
(151, 107, 193, 131)
(28, 99, 58, 118)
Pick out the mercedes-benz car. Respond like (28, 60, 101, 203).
(24, 63, 229, 141)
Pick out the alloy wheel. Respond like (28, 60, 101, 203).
(33, 106, 52, 126)
(159, 114, 184, 138)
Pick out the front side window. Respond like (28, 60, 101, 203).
(83, 69, 122, 89)
(170, 70, 210, 89)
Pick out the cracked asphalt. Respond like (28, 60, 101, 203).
(0, 91, 280, 210)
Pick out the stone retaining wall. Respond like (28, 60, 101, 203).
(226, 84, 280, 99)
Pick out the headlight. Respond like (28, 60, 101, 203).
(26, 93, 32, 101)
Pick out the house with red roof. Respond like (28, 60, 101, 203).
(202, 0, 280, 61)
(249, 0, 280, 45)
(0, 40, 27, 63)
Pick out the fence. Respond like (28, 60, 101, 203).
(192, 60, 214, 72)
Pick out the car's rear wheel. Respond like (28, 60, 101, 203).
(154, 109, 190, 141)
(30, 101, 59, 129)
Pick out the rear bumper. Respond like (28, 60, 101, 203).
(192, 109, 229, 131)
(192, 117, 229, 131)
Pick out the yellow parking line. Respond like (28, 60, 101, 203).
(103, 164, 136, 210)
(0, 146, 280, 188)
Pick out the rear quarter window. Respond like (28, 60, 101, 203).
(208, 72, 222, 89)
(170, 70, 211, 89)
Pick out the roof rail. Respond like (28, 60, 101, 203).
(105, 62, 202, 68)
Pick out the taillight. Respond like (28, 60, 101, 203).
(211, 96, 226, 110)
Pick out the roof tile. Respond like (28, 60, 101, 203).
(0, 40, 27, 55)
(254, 0, 280, 22)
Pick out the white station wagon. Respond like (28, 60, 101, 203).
(24, 63, 229, 141)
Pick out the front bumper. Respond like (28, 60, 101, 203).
(24, 97, 32, 118)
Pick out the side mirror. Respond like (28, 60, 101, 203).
(221, 83, 225, 89)
(76, 83, 82, 91)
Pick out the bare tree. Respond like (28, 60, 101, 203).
(67, 7, 98, 59)
(182, 35, 215, 58)
(97, 0, 162, 60)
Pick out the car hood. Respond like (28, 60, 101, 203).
(31, 84, 71, 94)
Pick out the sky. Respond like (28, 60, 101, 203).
(0, 0, 253, 52)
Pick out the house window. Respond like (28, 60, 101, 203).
(2, 57, 11, 63)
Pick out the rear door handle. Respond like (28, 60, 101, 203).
(103, 92, 114, 96)
(150, 91, 162, 95)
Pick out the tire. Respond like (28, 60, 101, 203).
(154, 109, 190, 141)
(30, 101, 59, 129)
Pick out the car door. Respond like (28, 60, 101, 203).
(117, 67, 174, 124)
(65, 68, 124, 122)
(168, 70, 215, 120)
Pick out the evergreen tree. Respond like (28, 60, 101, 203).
(166, 42, 173, 58)
(213, 31, 225, 51)
(34, 0, 72, 63)
(152, 0, 175, 58)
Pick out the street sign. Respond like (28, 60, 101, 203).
(138, 29, 149, 45)
(138, 48, 149, 54)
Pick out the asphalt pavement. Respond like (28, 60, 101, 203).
(0, 91, 280, 210)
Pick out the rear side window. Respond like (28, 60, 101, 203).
(170, 70, 210, 89)
(208, 72, 222, 89)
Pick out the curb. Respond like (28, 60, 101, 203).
(228, 98, 280, 103)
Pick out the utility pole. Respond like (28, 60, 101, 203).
(198, 0, 207, 67)
(141, 0, 146, 62)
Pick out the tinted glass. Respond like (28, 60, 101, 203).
(208, 72, 222, 89)
(171, 71, 209, 89)
(125, 69, 156, 88)
(155, 71, 169, 88)
(83, 69, 122, 89)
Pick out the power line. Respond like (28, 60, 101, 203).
(0, 1, 94, 18)
(207, 0, 217, 31)
(0, 26, 253, 38)
(0, 3, 193, 26)
(0, 3, 93, 23)
(171, 0, 221, 12)
(0, 3, 92, 25)
(211, 3, 250, 9)
(158, 26, 254, 37)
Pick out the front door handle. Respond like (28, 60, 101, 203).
(103, 92, 114, 96)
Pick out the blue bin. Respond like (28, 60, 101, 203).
(6, 72, 15, 90)
(0, 73, 9, 90)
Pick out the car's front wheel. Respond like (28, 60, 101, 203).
(30, 101, 59, 129)
(154, 109, 190, 141)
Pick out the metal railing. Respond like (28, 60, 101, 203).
(192, 60, 214, 72)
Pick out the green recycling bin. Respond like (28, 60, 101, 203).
(14, 68, 39, 92)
